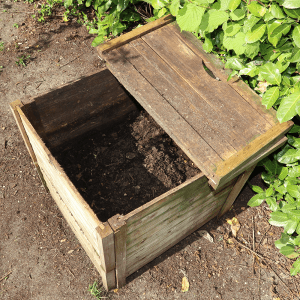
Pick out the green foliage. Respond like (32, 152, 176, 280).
(88, 281, 106, 299)
(0, 42, 4, 51)
(15, 55, 31, 67)
(248, 125, 300, 276)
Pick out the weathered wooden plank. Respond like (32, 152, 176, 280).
(44, 173, 116, 290)
(214, 122, 293, 188)
(170, 23, 278, 126)
(97, 15, 174, 54)
(104, 48, 222, 178)
(125, 186, 232, 276)
(142, 25, 271, 139)
(17, 106, 105, 253)
(23, 69, 137, 149)
(108, 215, 127, 288)
(10, 101, 48, 191)
(119, 41, 237, 159)
(218, 165, 256, 217)
(128, 39, 247, 152)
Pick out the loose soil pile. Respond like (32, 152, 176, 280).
(54, 110, 199, 221)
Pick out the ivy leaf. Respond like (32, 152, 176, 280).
(228, 0, 241, 11)
(245, 23, 266, 44)
(269, 211, 289, 226)
(280, 244, 298, 258)
(292, 26, 300, 49)
(247, 193, 265, 207)
(243, 15, 260, 33)
(289, 165, 300, 177)
(291, 259, 300, 276)
(220, 0, 231, 10)
(277, 91, 300, 122)
(244, 42, 260, 59)
(91, 35, 105, 47)
(269, 23, 292, 47)
(176, 4, 205, 32)
(287, 135, 300, 148)
(278, 166, 289, 180)
(275, 232, 290, 249)
(225, 24, 241, 36)
(152, 0, 166, 9)
(259, 62, 281, 85)
(230, 9, 245, 20)
(266, 197, 278, 211)
(203, 35, 213, 52)
(239, 62, 259, 77)
(252, 185, 264, 193)
(277, 144, 300, 164)
(247, 1, 267, 17)
(262, 86, 280, 109)
(283, 7, 300, 18)
(169, 0, 180, 16)
(206, 9, 229, 33)
(225, 57, 245, 70)
(284, 219, 298, 234)
(266, 187, 274, 197)
(270, 3, 286, 19)
(289, 47, 300, 63)
(289, 124, 300, 134)
(282, 0, 300, 9)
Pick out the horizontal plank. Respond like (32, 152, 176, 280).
(97, 15, 174, 54)
(104, 48, 222, 178)
(142, 25, 270, 140)
(171, 23, 278, 126)
(214, 122, 293, 188)
(125, 186, 232, 276)
(122, 40, 237, 159)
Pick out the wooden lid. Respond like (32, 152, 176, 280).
(97, 18, 293, 189)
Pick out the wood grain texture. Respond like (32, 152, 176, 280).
(171, 23, 278, 126)
(44, 172, 116, 290)
(218, 164, 256, 217)
(104, 48, 221, 178)
(120, 40, 238, 159)
(142, 25, 270, 139)
(17, 106, 105, 252)
(97, 15, 174, 54)
(23, 69, 137, 149)
(124, 180, 234, 277)
(108, 215, 127, 288)
(213, 122, 293, 188)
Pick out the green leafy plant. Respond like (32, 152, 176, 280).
(248, 124, 300, 276)
(15, 55, 31, 67)
(88, 281, 106, 299)
(0, 42, 4, 51)
(13, 23, 19, 28)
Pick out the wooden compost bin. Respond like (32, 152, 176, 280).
(11, 16, 293, 291)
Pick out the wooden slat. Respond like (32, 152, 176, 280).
(218, 164, 256, 217)
(104, 48, 222, 178)
(108, 215, 127, 288)
(120, 40, 237, 159)
(44, 173, 116, 290)
(214, 122, 293, 188)
(97, 15, 174, 54)
(142, 25, 271, 139)
(125, 185, 233, 276)
(171, 23, 278, 126)
(10, 100, 48, 191)
(23, 69, 137, 149)
(17, 106, 105, 252)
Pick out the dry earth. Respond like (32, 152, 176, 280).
(1, 1, 300, 299)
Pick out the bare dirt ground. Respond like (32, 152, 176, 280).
(1, 1, 300, 299)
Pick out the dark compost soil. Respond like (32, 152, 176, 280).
(53, 110, 200, 221)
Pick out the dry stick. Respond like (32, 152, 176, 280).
(59, 53, 84, 69)
(0, 271, 12, 282)
(257, 224, 272, 248)
(234, 239, 297, 298)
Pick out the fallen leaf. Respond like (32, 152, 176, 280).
(60, 239, 66, 243)
(67, 250, 74, 254)
(254, 81, 271, 93)
(181, 276, 189, 292)
(76, 173, 82, 180)
(227, 238, 234, 244)
(227, 217, 240, 237)
(114, 289, 119, 293)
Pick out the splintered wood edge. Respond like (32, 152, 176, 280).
(215, 121, 293, 178)
(97, 15, 174, 54)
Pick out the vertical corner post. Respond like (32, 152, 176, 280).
(218, 164, 257, 218)
(96, 223, 116, 290)
(108, 214, 127, 288)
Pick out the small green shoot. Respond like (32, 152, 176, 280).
(3, 9, 7, 12)
(0, 42, 4, 51)
(0, 66, 3, 72)
(88, 281, 106, 299)
(15, 55, 31, 67)
(13, 23, 19, 28)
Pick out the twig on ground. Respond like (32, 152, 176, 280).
(257, 224, 272, 248)
(0, 270, 12, 282)
(234, 238, 297, 298)
(252, 216, 255, 251)
(59, 53, 84, 69)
